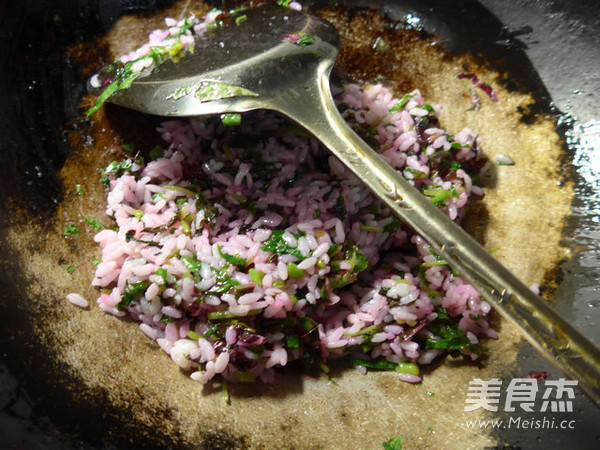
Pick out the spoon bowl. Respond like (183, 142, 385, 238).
(106, 6, 338, 117)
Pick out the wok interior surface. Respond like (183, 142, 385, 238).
(0, 0, 599, 448)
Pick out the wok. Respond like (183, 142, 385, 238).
(0, 0, 599, 448)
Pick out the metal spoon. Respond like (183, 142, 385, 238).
(95, 4, 600, 404)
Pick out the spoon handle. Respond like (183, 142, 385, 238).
(273, 68, 600, 405)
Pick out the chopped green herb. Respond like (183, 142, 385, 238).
(383, 218, 402, 234)
(382, 436, 403, 450)
(84, 215, 104, 231)
(207, 309, 260, 320)
(327, 244, 341, 257)
(297, 32, 315, 47)
(75, 184, 85, 196)
(92, 256, 101, 266)
(61, 263, 75, 274)
(427, 391, 435, 397)
(217, 245, 247, 267)
(125, 231, 160, 246)
(118, 280, 149, 310)
(155, 267, 169, 285)
(285, 334, 300, 349)
(334, 195, 347, 221)
(297, 316, 318, 334)
(422, 188, 453, 206)
(425, 318, 480, 354)
(261, 230, 305, 259)
(87, 71, 140, 116)
(102, 160, 134, 186)
(353, 359, 398, 371)
(166, 85, 191, 100)
(428, 426, 434, 434)
(390, 92, 417, 113)
(182, 255, 202, 273)
(195, 81, 258, 103)
(450, 160, 462, 171)
(64, 223, 79, 236)
(416, 104, 436, 115)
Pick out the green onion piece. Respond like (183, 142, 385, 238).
(249, 268, 265, 287)
(287, 262, 305, 279)
(207, 309, 260, 320)
(318, 361, 330, 374)
(427, 391, 435, 397)
(222, 378, 230, 404)
(133, 209, 144, 220)
(163, 185, 199, 197)
(181, 219, 191, 236)
(75, 184, 84, 196)
(396, 362, 420, 376)
(359, 224, 384, 233)
(221, 113, 242, 126)
(421, 260, 448, 268)
(272, 280, 286, 288)
(186, 330, 203, 341)
(235, 14, 247, 25)
(91, 256, 100, 266)
(422, 188, 452, 206)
